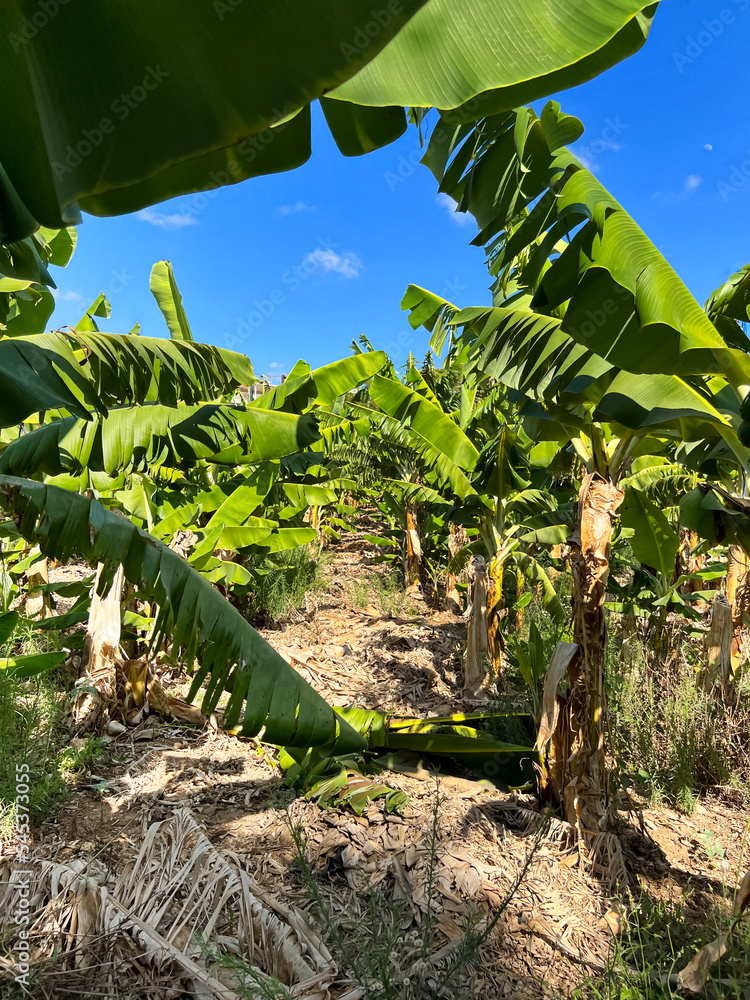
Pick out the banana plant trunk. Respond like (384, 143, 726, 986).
(726, 544, 750, 674)
(560, 472, 624, 831)
(444, 522, 464, 613)
(464, 555, 490, 698)
(700, 592, 733, 703)
(75, 563, 125, 729)
(404, 507, 422, 597)
(486, 553, 505, 676)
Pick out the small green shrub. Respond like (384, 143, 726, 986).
(611, 654, 736, 811)
(247, 546, 319, 623)
(345, 575, 371, 609)
(344, 571, 416, 617)
(371, 571, 411, 617)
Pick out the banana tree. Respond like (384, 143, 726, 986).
(406, 100, 750, 835)
(1, 2, 658, 240)
(0, 224, 80, 615)
(0, 476, 365, 752)
(0, 257, 395, 750)
(358, 361, 566, 697)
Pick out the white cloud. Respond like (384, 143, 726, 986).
(652, 174, 703, 203)
(571, 137, 621, 174)
(575, 151, 596, 171)
(304, 248, 362, 279)
(436, 192, 473, 226)
(268, 361, 283, 370)
(137, 208, 198, 229)
(279, 202, 315, 216)
(52, 289, 83, 302)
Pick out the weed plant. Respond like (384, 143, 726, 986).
(0, 639, 103, 837)
(345, 570, 418, 617)
(246, 545, 320, 623)
(505, 576, 749, 811)
(608, 623, 748, 811)
(575, 888, 750, 1000)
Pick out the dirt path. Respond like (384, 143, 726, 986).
(3, 529, 749, 998)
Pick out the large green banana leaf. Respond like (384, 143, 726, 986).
(1, 2, 658, 240)
(402, 288, 731, 435)
(0, 475, 364, 751)
(620, 486, 680, 580)
(0, 331, 253, 426)
(369, 374, 479, 470)
(331, 1, 656, 118)
(422, 103, 750, 398)
(0, 227, 77, 335)
(282, 706, 537, 790)
(0, 2, 425, 239)
(0, 405, 320, 478)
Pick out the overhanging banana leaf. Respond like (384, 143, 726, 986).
(1, 3, 659, 241)
(329, 1, 657, 119)
(0, 405, 320, 478)
(404, 289, 731, 435)
(0, 2, 425, 239)
(0, 475, 364, 751)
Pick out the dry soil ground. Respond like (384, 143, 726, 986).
(1, 531, 749, 999)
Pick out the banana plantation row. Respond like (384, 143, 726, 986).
(2, 105, 749, 855)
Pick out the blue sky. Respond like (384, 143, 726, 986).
(51, 1, 750, 377)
